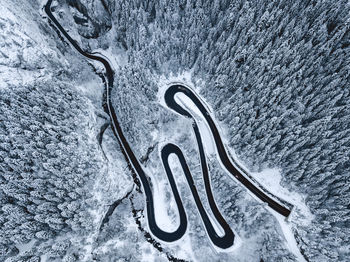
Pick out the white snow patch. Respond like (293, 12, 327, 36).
(172, 233, 198, 262)
(140, 241, 159, 262)
(151, 129, 158, 141)
(40, 253, 48, 262)
(252, 168, 314, 226)
(15, 240, 35, 255)
(0, 3, 20, 21)
(75, 77, 103, 103)
(270, 210, 307, 262)
(93, 47, 126, 71)
(157, 71, 196, 109)
(166, 151, 187, 185)
(153, 172, 180, 232)
(175, 92, 216, 156)
(137, 142, 182, 233)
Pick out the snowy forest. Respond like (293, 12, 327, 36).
(1, 0, 350, 261)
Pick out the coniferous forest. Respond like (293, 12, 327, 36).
(1, 0, 350, 261)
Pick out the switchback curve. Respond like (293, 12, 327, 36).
(44, 0, 292, 250)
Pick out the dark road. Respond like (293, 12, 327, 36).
(45, 0, 292, 250)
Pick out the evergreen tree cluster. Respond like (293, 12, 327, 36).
(0, 81, 103, 259)
(1, 0, 348, 260)
(71, 0, 350, 260)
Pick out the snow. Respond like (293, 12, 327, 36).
(157, 79, 244, 252)
(152, 165, 180, 232)
(157, 71, 195, 109)
(0, 1, 56, 88)
(15, 240, 35, 255)
(0, 0, 315, 258)
(156, 77, 313, 258)
(93, 46, 127, 70)
(40, 253, 48, 262)
(157, 72, 216, 159)
(168, 151, 227, 240)
(270, 210, 307, 262)
(166, 150, 187, 185)
(175, 92, 216, 156)
(181, 88, 309, 259)
(181, 87, 312, 259)
(249, 168, 312, 261)
(172, 94, 228, 240)
(150, 129, 158, 141)
(172, 233, 198, 262)
(252, 168, 314, 226)
(0, 3, 20, 23)
(140, 242, 157, 262)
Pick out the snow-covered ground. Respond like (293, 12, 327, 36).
(176, 93, 216, 156)
(252, 168, 314, 226)
(3, 0, 341, 260)
(156, 73, 313, 260)
(150, 163, 180, 232)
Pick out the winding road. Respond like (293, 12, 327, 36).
(45, 0, 292, 250)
